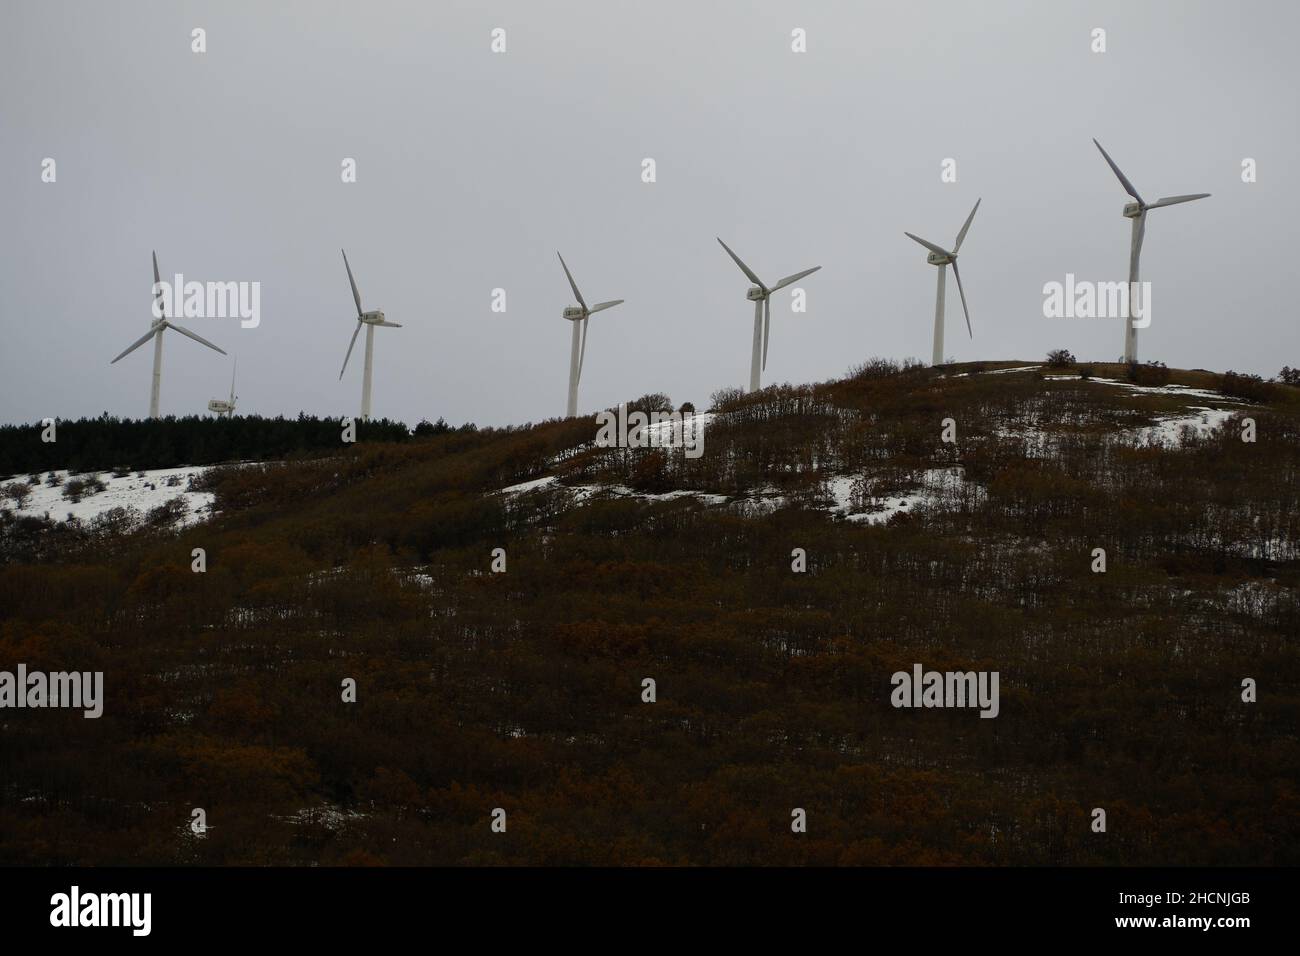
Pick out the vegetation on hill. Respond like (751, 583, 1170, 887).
(1, 360, 1297, 865)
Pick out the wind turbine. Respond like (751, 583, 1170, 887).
(557, 252, 623, 418)
(338, 249, 401, 421)
(716, 238, 821, 391)
(111, 250, 227, 418)
(207, 358, 238, 418)
(1092, 139, 1210, 363)
(904, 199, 980, 367)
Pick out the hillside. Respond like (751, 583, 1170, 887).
(1, 359, 1298, 865)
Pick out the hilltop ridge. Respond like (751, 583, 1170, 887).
(1, 358, 1297, 865)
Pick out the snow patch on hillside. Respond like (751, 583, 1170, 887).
(569, 484, 731, 506)
(1132, 406, 1235, 447)
(500, 475, 732, 508)
(824, 467, 972, 525)
(639, 412, 715, 446)
(951, 365, 1042, 378)
(0, 467, 215, 526)
(1033, 374, 1244, 448)
(541, 412, 716, 471)
(1047, 374, 1245, 405)
(500, 475, 560, 495)
(279, 805, 369, 831)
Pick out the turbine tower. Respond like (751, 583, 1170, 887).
(207, 358, 238, 418)
(338, 249, 401, 421)
(716, 238, 820, 392)
(904, 199, 980, 366)
(110, 250, 227, 418)
(557, 252, 623, 418)
(1093, 139, 1210, 363)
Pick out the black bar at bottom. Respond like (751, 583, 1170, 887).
(0, 866, 1284, 941)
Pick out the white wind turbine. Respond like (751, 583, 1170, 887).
(338, 249, 401, 421)
(905, 199, 980, 367)
(557, 252, 623, 418)
(111, 250, 227, 418)
(716, 238, 821, 392)
(1092, 139, 1211, 363)
(207, 358, 238, 418)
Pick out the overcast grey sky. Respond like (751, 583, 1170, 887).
(2, 0, 1296, 427)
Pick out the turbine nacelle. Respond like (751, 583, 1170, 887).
(208, 357, 237, 416)
(360, 309, 387, 325)
(926, 251, 956, 266)
(562, 306, 586, 321)
(745, 285, 766, 301)
(1122, 202, 1143, 219)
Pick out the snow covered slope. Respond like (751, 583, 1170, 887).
(0, 467, 215, 526)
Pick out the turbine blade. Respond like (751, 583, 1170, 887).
(904, 232, 953, 258)
(587, 299, 624, 314)
(951, 261, 973, 338)
(1092, 139, 1144, 205)
(152, 250, 166, 318)
(557, 252, 587, 311)
(339, 320, 362, 379)
(1148, 193, 1211, 209)
(768, 265, 821, 293)
(110, 327, 159, 364)
(342, 249, 363, 316)
(230, 357, 237, 403)
(716, 238, 765, 290)
(761, 297, 771, 371)
(166, 321, 227, 355)
(953, 198, 981, 252)
(577, 315, 589, 382)
(374, 320, 402, 327)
